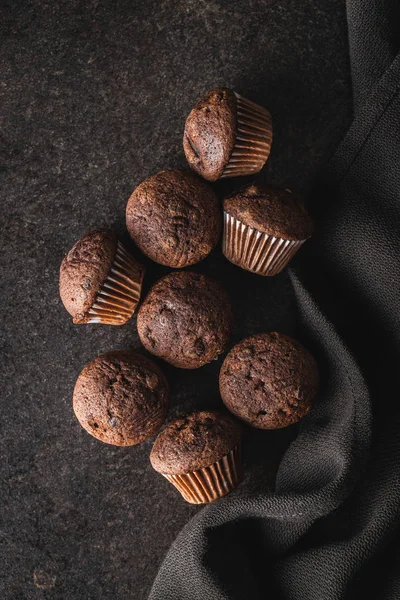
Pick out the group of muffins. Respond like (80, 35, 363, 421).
(59, 88, 318, 504)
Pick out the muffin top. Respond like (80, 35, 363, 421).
(219, 332, 319, 429)
(59, 230, 117, 324)
(126, 170, 221, 268)
(223, 185, 314, 240)
(137, 271, 233, 369)
(150, 411, 242, 475)
(183, 88, 237, 181)
(73, 351, 169, 446)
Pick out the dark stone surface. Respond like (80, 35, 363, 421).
(0, 1, 352, 598)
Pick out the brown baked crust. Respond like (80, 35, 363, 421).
(219, 332, 319, 429)
(126, 170, 221, 268)
(183, 88, 237, 181)
(137, 271, 233, 369)
(73, 351, 169, 446)
(150, 411, 242, 475)
(59, 230, 117, 324)
(223, 185, 314, 240)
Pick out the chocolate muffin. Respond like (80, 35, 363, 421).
(219, 332, 319, 429)
(223, 185, 314, 276)
(73, 351, 169, 445)
(137, 272, 233, 369)
(59, 230, 144, 325)
(150, 411, 243, 503)
(183, 87, 272, 181)
(126, 170, 221, 268)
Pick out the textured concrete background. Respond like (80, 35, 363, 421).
(1, 1, 351, 598)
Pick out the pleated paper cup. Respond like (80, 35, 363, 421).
(223, 212, 306, 276)
(221, 93, 273, 179)
(87, 241, 144, 325)
(162, 445, 243, 504)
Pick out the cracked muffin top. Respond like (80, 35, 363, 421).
(137, 271, 233, 369)
(150, 411, 242, 475)
(126, 169, 221, 268)
(73, 351, 169, 445)
(59, 230, 117, 324)
(223, 185, 314, 240)
(219, 332, 319, 429)
(183, 88, 237, 181)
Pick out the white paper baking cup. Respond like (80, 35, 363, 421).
(223, 212, 306, 276)
(162, 445, 243, 504)
(87, 241, 144, 325)
(221, 93, 273, 178)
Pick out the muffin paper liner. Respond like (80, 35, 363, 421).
(223, 212, 306, 276)
(87, 242, 144, 325)
(221, 93, 273, 178)
(162, 445, 243, 504)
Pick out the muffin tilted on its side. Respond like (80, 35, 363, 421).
(223, 185, 314, 276)
(73, 351, 169, 446)
(137, 271, 233, 369)
(184, 87, 272, 181)
(59, 230, 144, 325)
(220, 332, 319, 429)
(150, 411, 243, 504)
(126, 169, 221, 268)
